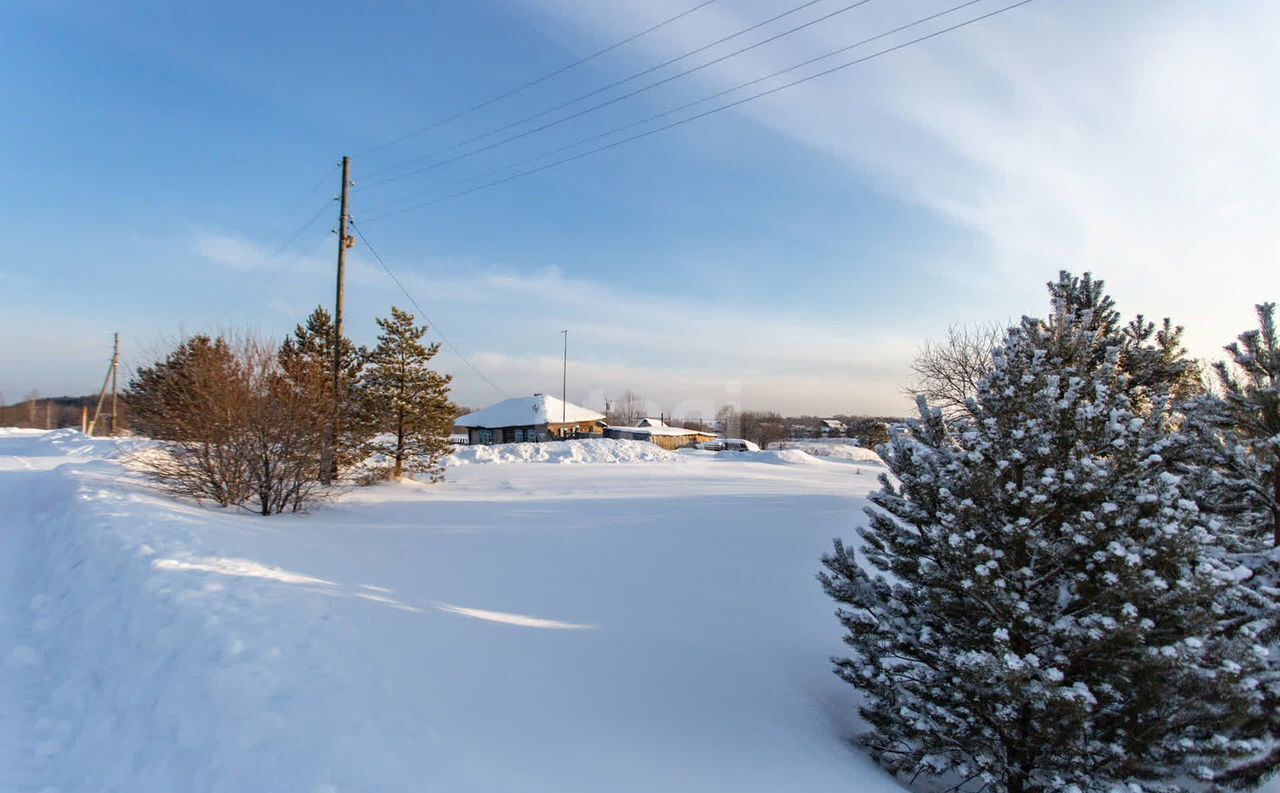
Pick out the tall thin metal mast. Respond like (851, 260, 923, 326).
(561, 330, 568, 429)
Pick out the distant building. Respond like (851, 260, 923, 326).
(456, 394, 605, 445)
(820, 418, 847, 436)
(604, 418, 720, 451)
(788, 423, 815, 439)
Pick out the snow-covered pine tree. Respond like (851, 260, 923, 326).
(277, 306, 371, 475)
(358, 306, 455, 481)
(1213, 303, 1280, 548)
(820, 306, 1265, 792)
(1045, 271, 1201, 414)
(1183, 302, 1280, 788)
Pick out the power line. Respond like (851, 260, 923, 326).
(252, 231, 340, 308)
(363, 0, 875, 189)
(253, 164, 339, 249)
(348, 219, 509, 399)
(356, 0, 717, 158)
(220, 163, 338, 286)
(210, 193, 335, 307)
(370, 0, 987, 207)
(361, 0, 831, 183)
(362, 0, 1039, 223)
(254, 197, 335, 267)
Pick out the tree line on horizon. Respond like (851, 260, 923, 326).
(0, 393, 109, 431)
(602, 387, 894, 449)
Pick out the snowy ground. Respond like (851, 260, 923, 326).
(768, 438, 886, 464)
(1, 429, 900, 793)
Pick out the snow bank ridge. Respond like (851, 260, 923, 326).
(447, 438, 679, 465)
(766, 439, 884, 464)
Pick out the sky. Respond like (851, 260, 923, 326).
(2, 0, 1277, 417)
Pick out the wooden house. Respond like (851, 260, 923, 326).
(455, 394, 605, 445)
(604, 419, 719, 451)
(820, 418, 847, 436)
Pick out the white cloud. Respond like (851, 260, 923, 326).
(184, 0, 1279, 415)
(513, 0, 1280, 359)
(192, 229, 916, 415)
(192, 232, 261, 270)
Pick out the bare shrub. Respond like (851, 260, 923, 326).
(239, 337, 333, 514)
(126, 335, 254, 506)
(125, 333, 333, 515)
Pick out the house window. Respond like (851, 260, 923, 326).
(477, 429, 493, 444)
(514, 428, 525, 442)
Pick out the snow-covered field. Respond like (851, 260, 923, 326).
(1, 429, 897, 793)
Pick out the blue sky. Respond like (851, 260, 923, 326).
(3, 0, 1277, 416)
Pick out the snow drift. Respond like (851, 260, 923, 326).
(446, 437, 678, 465)
(767, 439, 884, 464)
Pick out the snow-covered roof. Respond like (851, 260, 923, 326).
(635, 417, 667, 427)
(456, 394, 605, 428)
(609, 425, 713, 438)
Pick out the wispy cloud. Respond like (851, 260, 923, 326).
(192, 228, 917, 414)
(183, 0, 1279, 415)
(515, 0, 1280, 354)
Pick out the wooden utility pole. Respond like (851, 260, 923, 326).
(110, 332, 119, 433)
(88, 333, 120, 436)
(328, 156, 353, 481)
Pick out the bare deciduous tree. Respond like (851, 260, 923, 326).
(607, 389, 647, 426)
(907, 322, 1003, 419)
(740, 410, 788, 448)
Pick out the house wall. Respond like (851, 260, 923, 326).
(656, 432, 718, 450)
(467, 422, 602, 445)
(603, 428, 717, 450)
(646, 434, 690, 451)
(469, 426, 544, 444)
(546, 421, 604, 438)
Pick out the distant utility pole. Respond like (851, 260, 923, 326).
(88, 333, 120, 436)
(110, 333, 119, 432)
(561, 329, 568, 428)
(328, 155, 353, 482)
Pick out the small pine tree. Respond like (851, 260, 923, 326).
(277, 306, 370, 477)
(358, 306, 455, 481)
(821, 300, 1265, 791)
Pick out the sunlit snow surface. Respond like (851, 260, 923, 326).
(2, 428, 908, 793)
